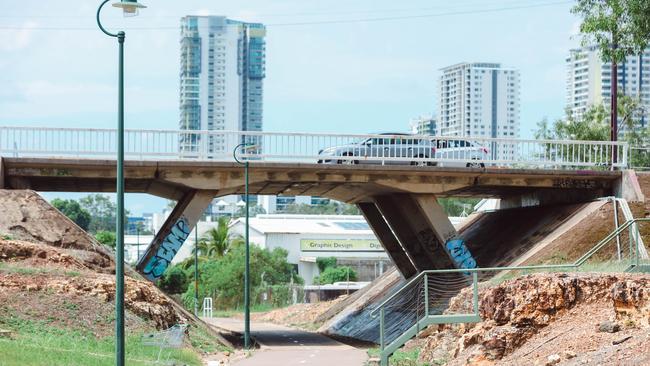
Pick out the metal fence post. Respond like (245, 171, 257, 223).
(635, 224, 640, 267)
(472, 272, 479, 316)
(379, 307, 385, 352)
(423, 273, 429, 316)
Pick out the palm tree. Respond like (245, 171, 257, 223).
(180, 217, 243, 270)
(200, 216, 243, 258)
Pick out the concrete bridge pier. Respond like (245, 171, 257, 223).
(361, 193, 477, 279)
(136, 189, 217, 281)
(357, 202, 418, 278)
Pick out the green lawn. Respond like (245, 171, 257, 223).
(0, 318, 203, 366)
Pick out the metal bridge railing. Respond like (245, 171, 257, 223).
(0, 126, 629, 169)
(372, 217, 650, 366)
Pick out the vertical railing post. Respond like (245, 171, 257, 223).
(472, 272, 479, 316)
(613, 198, 621, 261)
(423, 273, 429, 316)
(634, 223, 639, 268)
(379, 307, 385, 352)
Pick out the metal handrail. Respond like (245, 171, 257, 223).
(370, 217, 650, 318)
(0, 126, 633, 145)
(0, 126, 629, 168)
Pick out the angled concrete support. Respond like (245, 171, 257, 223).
(374, 194, 456, 272)
(412, 195, 457, 244)
(358, 202, 417, 278)
(371, 193, 477, 275)
(136, 189, 217, 281)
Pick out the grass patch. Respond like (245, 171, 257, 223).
(0, 317, 203, 366)
(367, 348, 429, 366)
(0, 263, 48, 275)
(0, 264, 86, 278)
(187, 322, 232, 355)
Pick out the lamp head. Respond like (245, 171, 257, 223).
(112, 0, 146, 17)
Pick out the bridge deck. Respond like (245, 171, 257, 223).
(1, 157, 620, 202)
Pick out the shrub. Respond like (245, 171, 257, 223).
(317, 266, 357, 285)
(159, 265, 189, 294)
(95, 231, 116, 248)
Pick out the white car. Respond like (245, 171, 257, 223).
(434, 139, 489, 168)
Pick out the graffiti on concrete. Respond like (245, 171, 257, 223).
(445, 238, 477, 270)
(142, 216, 190, 280)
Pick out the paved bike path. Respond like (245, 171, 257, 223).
(203, 317, 368, 366)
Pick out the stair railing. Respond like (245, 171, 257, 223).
(372, 217, 650, 366)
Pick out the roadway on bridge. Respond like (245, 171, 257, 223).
(204, 317, 368, 366)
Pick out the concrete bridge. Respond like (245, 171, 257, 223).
(0, 126, 639, 281)
(0, 155, 638, 281)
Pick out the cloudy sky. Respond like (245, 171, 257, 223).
(1, 0, 582, 214)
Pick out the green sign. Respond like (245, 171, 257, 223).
(300, 239, 384, 252)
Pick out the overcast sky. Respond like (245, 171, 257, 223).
(1, 0, 582, 214)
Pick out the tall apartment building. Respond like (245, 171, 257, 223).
(438, 62, 520, 160)
(566, 45, 650, 127)
(259, 196, 331, 214)
(410, 114, 437, 135)
(179, 16, 266, 155)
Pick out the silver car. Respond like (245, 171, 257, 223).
(317, 133, 436, 166)
(318, 133, 489, 167)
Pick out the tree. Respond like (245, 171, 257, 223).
(437, 198, 480, 217)
(534, 96, 645, 142)
(181, 243, 302, 309)
(51, 198, 91, 231)
(234, 205, 266, 218)
(534, 98, 650, 167)
(197, 217, 243, 258)
(134, 221, 153, 235)
(572, 0, 650, 148)
(281, 201, 360, 215)
(95, 230, 116, 248)
(572, 0, 650, 64)
(79, 194, 130, 233)
(316, 257, 337, 272)
(178, 217, 243, 270)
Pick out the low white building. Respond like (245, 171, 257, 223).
(152, 211, 476, 282)
(230, 214, 392, 285)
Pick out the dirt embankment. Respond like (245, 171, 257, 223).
(0, 189, 229, 352)
(409, 273, 650, 366)
(0, 238, 184, 335)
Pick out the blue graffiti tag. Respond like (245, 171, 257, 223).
(143, 217, 191, 280)
(445, 238, 477, 270)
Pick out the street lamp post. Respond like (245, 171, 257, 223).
(96, 1, 146, 365)
(194, 228, 199, 317)
(233, 143, 255, 349)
